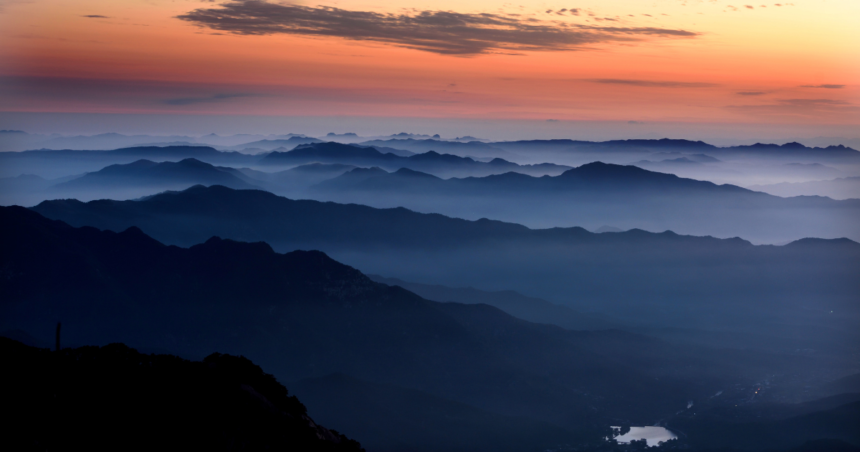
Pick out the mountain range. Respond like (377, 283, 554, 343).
(29, 185, 860, 360)
(227, 136, 324, 151)
(485, 139, 860, 165)
(749, 177, 860, 200)
(260, 142, 570, 177)
(53, 158, 258, 193)
(4, 205, 856, 451)
(5, 130, 860, 452)
(308, 161, 860, 243)
(0, 145, 259, 179)
(357, 138, 514, 159)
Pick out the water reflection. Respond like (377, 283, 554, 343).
(611, 426, 677, 447)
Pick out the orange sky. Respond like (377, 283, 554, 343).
(0, 0, 857, 126)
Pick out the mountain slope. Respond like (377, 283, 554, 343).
(291, 373, 577, 452)
(2, 337, 363, 452)
(368, 274, 613, 330)
(671, 401, 860, 450)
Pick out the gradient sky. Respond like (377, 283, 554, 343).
(0, 0, 858, 130)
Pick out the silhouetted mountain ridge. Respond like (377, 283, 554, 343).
(52, 158, 258, 192)
(32, 184, 776, 250)
(261, 142, 569, 177)
(2, 337, 363, 451)
(308, 160, 860, 243)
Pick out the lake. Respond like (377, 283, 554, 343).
(611, 426, 677, 447)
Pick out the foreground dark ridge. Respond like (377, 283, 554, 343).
(1, 337, 363, 452)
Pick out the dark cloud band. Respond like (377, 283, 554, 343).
(800, 84, 845, 89)
(163, 93, 255, 106)
(176, 1, 698, 55)
(585, 79, 718, 88)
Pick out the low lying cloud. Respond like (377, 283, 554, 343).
(737, 91, 766, 96)
(585, 79, 718, 88)
(82, 15, 109, 19)
(177, 1, 698, 55)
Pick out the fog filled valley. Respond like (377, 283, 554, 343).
(2, 131, 859, 452)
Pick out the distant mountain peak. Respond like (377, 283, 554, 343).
(785, 237, 860, 248)
(200, 235, 276, 255)
(563, 161, 655, 178)
(781, 142, 807, 149)
(176, 157, 212, 167)
(392, 168, 441, 179)
(347, 166, 388, 176)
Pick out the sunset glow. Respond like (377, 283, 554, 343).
(1, 0, 857, 125)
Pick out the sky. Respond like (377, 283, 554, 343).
(0, 0, 858, 138)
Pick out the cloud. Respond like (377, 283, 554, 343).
(82, 15, 109, 18)
(800, 84, 845, 89)
(177, 1, 698, 55)
(163, 93, 255, 105)
(737, 91, 766, 96)
(777, 98, 850, 106)
(0, 74, 479, 113)
(584, 78, 718, 88)
(727, 98, 860, 118)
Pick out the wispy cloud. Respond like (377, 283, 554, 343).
(737, 91, 766, 96)
(163, 93, 256, 105)
(728, 98, 860, 117)
(176, 1, 699, 55)
(82, 15, 109, 19)
(584, 79, 718, 88)
(0, 74, 480, 113)
(800, 84, 845, 89)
